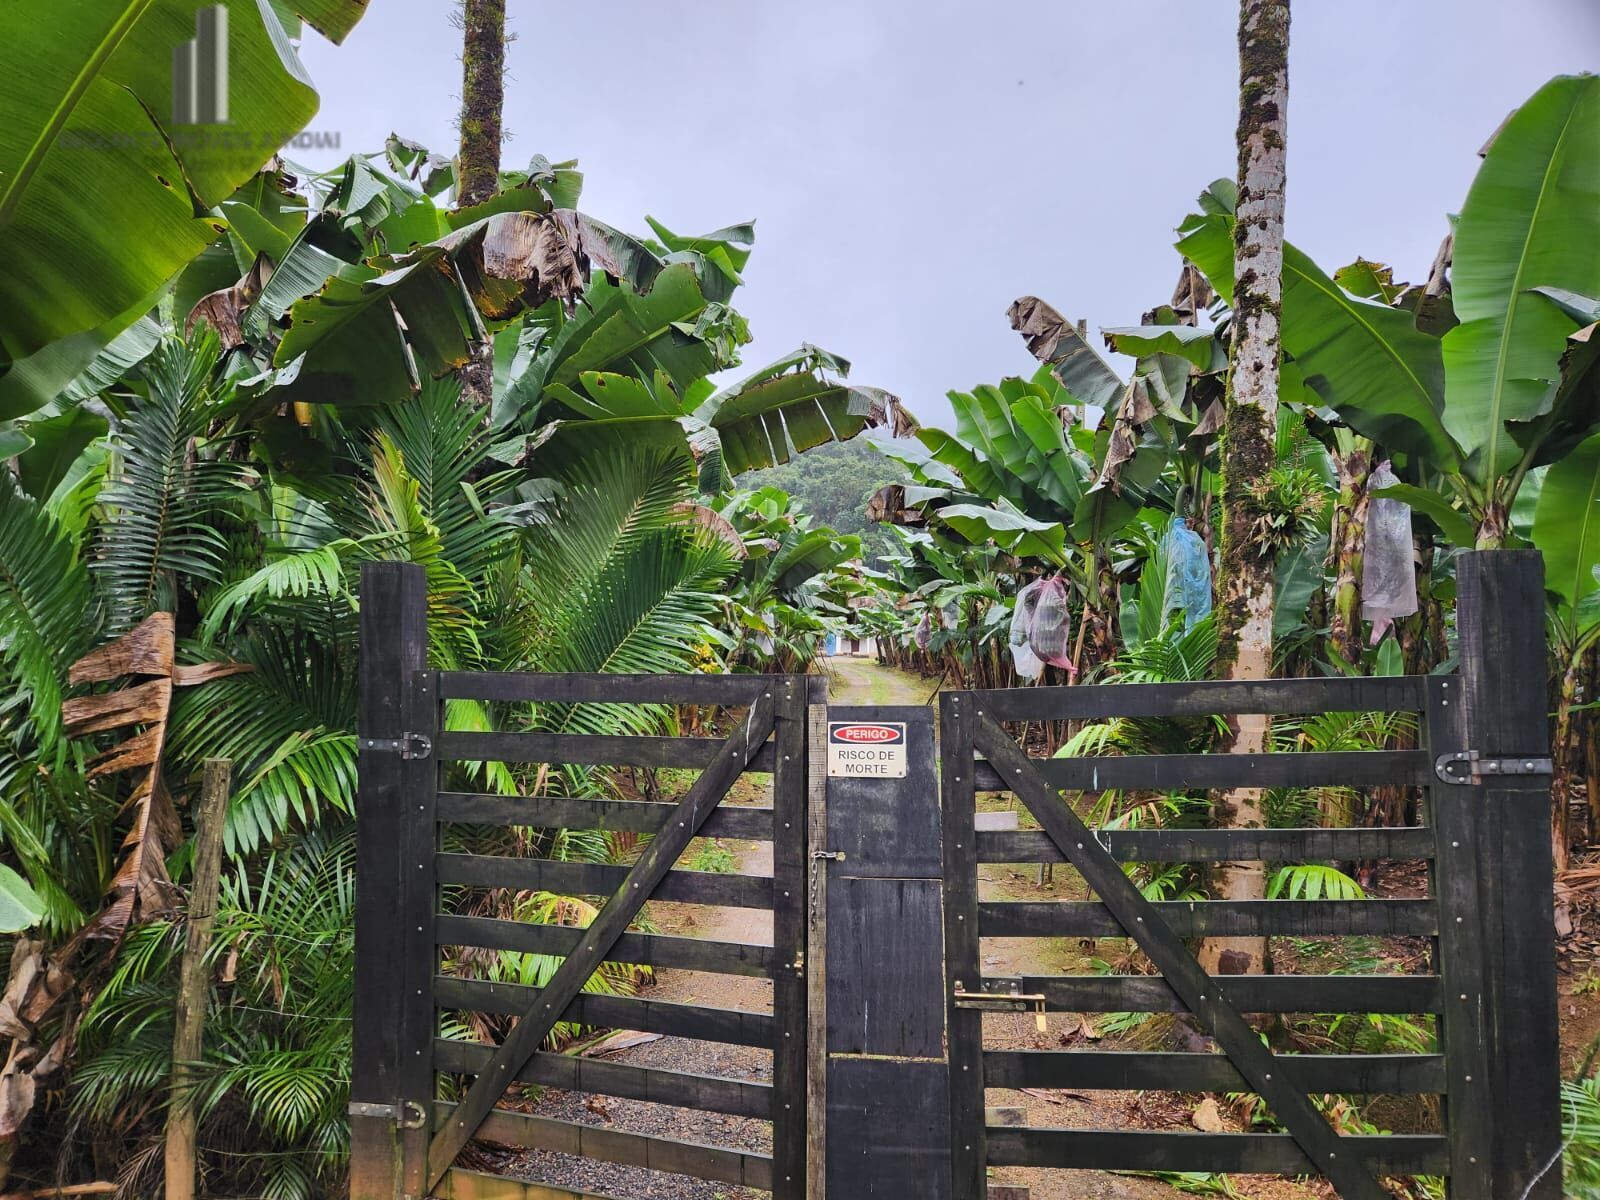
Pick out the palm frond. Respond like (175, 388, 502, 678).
(0, 474, 97, 752)
(166, 626, 357, 856)
(520, 451, 737, 739)
(93, 332, 250, 630)
(373, 377, 525, 580)
(199, 535, 391, 644)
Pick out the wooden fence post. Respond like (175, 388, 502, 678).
(1456, 550, 1562, 1198)
(164, 757, 231, 1200)
(804, 679, 829, 1200)
(351, 563, 428, 1200)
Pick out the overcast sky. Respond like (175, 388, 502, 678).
(297, 0, 1599, 425)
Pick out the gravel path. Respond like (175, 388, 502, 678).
(507, 845, 777, 1199)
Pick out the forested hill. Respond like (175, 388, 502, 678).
(738, 437, 907, 550)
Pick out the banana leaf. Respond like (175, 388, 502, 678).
(1008, 295, 1123, 410)
(1532, 429, 1600, 606)
(0, 0, 367, 407)
(1177, 191, 1456, 469)
(937, 501, 1067, 565)
(1444, 75, 1600, 482)
(0, 866, 45, 934)
(1102, 324, 1221, 371)
(269, 211, 646, 407)
(703, 372, 900, 476)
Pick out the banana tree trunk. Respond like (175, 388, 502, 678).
(1203, 0, 1290, 978)
(1555, 655, 1579, 874)
(1327, 445, 1371, 666)
(1587, 643, 1600, 845)
(1394, 538, 1450, 677)
(1475, 499, 1510, 550)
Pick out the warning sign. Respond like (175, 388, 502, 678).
(827, 721, 908, 778)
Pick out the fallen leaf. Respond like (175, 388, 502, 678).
(1192, 1096, 1226, 1133)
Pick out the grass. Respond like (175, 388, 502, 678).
(686, 838, 739, 873)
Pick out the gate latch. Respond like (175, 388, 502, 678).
(349, 1099, 427, 1128)
(361, 733, 433, 760)
(1433, 750, 1553, 786)
(953, 981, 1048, 1032)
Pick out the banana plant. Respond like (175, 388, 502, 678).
(1531, 429, 1600, 862)
(0, 0, 372, 421)
(868, 325, 1209, 671)
(137, 145, 908, 484)
(712, 487, 862, 672)
(1175, 74, 1600, 549)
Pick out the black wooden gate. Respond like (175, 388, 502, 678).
(351, 551, 1559, 1200)
(939, 550, 1561, 1199)
(350, 563, 813, 1200)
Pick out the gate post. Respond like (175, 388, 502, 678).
(351, 563, 429, 1200)
(821, 706, 953, 1196)
(1456, 550, 1562, 1198)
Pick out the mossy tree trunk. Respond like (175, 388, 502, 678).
(455, 0, 506, 415)
(1201, 0, 1290, 977)
(456, 0, 505, 208)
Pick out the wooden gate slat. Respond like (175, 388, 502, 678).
(438, 730, 779, 772)
(984, 1128, 1448, 1175)
(436, 792, 773, 838)
(433, 1038, 772, 1118)
(983, 1050, 1447, 1094)
(769, 682, 809, 1195)
(983, 972, 1443, 1013)
(978, 898, 1437, 938)
(976, 825, 1435, 864)
(1425, 675, 1494, 1194)
(973, 716, 1390, 1200)
(939, 694, 987, 1200)
(432, 976, 776, 1046)
(435, 914, 775, 977)
(432, 1102, 773, 1187)
(436, 853, 774, 909)
(424, 694, 777, 1189)
(973, 749, 1429, 792)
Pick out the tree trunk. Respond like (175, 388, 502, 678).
(1554, 658, 1578, 875)
(1327, 443, 1371, 667)
(164, 759, 232, 1200)
(456, 0, 506, 208)
(455, 0, 506, 415)
(1201, 0, 1290, 978)
(1586, 642, 1600, 845)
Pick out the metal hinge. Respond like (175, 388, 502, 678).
(1433, 750, 1553, 786)
(361, 733, 433, 760)
(349, 1099, 427, 1128)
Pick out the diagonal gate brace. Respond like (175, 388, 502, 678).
(974, 716, 1389, 1200)
(425, 693, 778, 1191)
